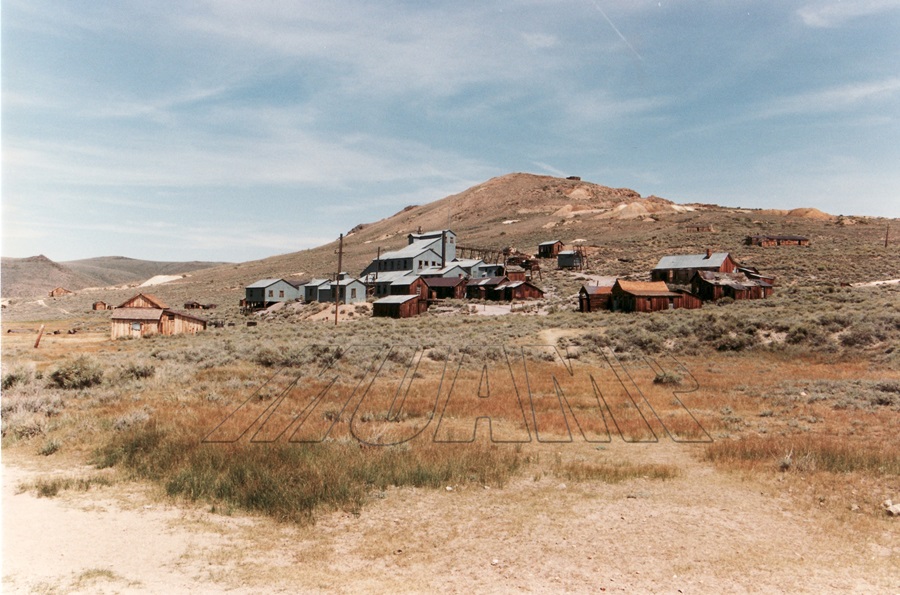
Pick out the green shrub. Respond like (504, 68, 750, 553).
(48, 357, 103, 390)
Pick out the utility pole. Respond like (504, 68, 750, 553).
(335, 233, 343, 327)
(886, 223, 891, 248)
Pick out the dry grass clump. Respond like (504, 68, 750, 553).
(706, 431, 900, 473)
(553, 459, 679, 482)
(95, 421, 522, 523)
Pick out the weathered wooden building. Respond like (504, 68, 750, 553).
(92, 301, 113, 311)
(466, 276, 510, 300)
(372, 294, 427, 318)
(390, 275, 429, 299)
(243, 279, 301, 309)
(505, 266, 527, 282)
(610, 280, 702, 313)
(424, 276, 467, 300)
(111, 293, 206, 339)
(331, 275, 367, 304)
(495, 280, 544, 301)
(691, 271, 773, 301)
(538, 240, 564, 258)
(745, 234, 809, 247)
(578, 285, 612, 312)
(49, 287, 74, 298)
(651, 250, 737, 284)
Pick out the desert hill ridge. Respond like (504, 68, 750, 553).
(1, 255, 229, 298)
(8, 172, 888, 309)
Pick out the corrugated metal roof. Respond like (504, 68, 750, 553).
(653, 252, 731, 270)
(304, 279, 331, 288)
(112, 308, 164, 321)
(380, 242, 441, 260)
(539, 240, 562, 246)
(471, 276, 508, 286)
(246, 278, 283, 288)
(374, 295, 420, 304)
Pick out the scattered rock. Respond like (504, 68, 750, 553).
(887, 504, 900, 517)
(882, 499, 893, 509)
(445, 486, 453, 492)
(850, 504, 860, 512)
(491, 559, 499, 566)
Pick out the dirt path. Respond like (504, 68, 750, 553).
(4, 442, 898, 593)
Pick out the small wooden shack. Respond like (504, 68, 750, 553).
(505, 266, 527, 282)
(610, 280, 702, 313)
(373, 294, 426, 319)
(49, 287, 74, 298)
(92, 301, 113, 311)
(579, 285, 612, 312)
(745, 234, 809, 247)
(557, 250, 583, 270)
(538, 240, 564, 258)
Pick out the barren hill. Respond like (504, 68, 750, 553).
(0, 255, 228, 298)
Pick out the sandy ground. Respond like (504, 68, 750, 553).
(3, 441, 898, 594)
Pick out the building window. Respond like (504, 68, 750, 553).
(131, 322, 141, 331)
(268, 290, 274, 297)
(351, 288, 357, 299)
(279, 290, 284, 298)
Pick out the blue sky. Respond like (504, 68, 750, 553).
(3, 0, 899, 262)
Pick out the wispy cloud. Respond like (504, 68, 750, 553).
(757, 77, 900, 118)
(797, 0, 900, 28)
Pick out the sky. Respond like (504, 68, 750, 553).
(3, 0, 899, 263)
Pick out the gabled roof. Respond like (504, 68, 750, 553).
(581, 285, 612, 295)
(470, 276, 508, 287)
(694, 271, 772, 289)
(424, 277, 466, 288)
(111, 308, 165, 321)
(246, 278, 289, 289)
(614, 280, 679, 297)
(304, 278, 331, 288)
(374, 294, 420, 305)
(379, 243, 441, 260)
(653, 252, 732, 270)
(116, 293, 168, 309)
(391, 275, 423, 286)
(539, 240, 563, 246)
(367, 271, 416, 284)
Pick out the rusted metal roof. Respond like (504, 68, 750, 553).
(581, 285, 612, 295)
(166, 309, 208, 323)
(424, 277, 466, 287)
(615, 280, 679, 297)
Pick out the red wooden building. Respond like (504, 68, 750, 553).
(610, 280, 701, 313)
(372, 294, 427, 318)
(651, 250, 737, 284)
(691, 271, 773, 301)
(424, 277, 467, 300)
(578, 285, 612, 312)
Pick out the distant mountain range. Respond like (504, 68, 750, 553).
(1, 255, 229, 298)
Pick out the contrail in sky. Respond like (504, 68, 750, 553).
(589, 0, 644, 62)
